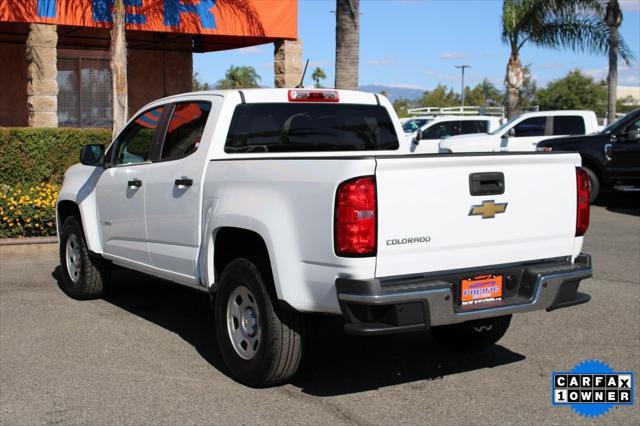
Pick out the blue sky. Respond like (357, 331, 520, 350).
(194, 0, 640, 92)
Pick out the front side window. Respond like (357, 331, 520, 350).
(553, 116, 585, 135)
(513, 117, 546, 137)
(423, 121, 460, 139)
(161, 102, 212, 160)
(225, 103, 399, 153)
(112, 107, 164, 166)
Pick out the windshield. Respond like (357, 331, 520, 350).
(402, 118, 431, 133)
(488, 115, 520, 135)
(225, 103, 400, 153)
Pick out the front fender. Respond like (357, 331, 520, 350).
(56, 164, 104, 253)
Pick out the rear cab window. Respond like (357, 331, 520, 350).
(224, 103, 399, 153)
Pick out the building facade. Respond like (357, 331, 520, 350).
(0, 0, 300, 128)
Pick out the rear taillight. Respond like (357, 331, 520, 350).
(576, 167, 591, 236)
(288, 89, 339, 102)
(335, 176, 377, 256)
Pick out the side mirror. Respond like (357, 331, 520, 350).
(414, 129, 422, 144)
(507, 128, 516, 137)
(80, 144, 105, 166)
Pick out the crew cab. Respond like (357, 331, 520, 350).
(537, 108, 640, 203)
(440, 110, 600, 153)
(56, 89, 593, 387)
(409, 115, 503, 154)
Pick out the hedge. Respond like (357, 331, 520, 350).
(0, 127, 112, 238)
(0, 127, 112, 187)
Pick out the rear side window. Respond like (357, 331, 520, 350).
(161, 102, 211, 160)
(553, 116, 585, 135)
(513, 117, 546, 137)
(461, 120, 489, 134)
(224, 103, 399, 153)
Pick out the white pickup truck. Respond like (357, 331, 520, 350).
(440, 110, 600, 153)
(56, 89, 593, 387)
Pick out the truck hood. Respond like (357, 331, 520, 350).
(439, 133, 499, 153)
(537, 132, 606, 147)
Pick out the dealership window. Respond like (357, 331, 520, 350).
(57, 55, 112, 128)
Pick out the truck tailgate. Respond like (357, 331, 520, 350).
(375, 153, 581, 278)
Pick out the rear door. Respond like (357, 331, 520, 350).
(374, 153, 579, 277)
(144, 100, 217, 278)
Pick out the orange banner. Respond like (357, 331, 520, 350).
(0, 0, 297, 39)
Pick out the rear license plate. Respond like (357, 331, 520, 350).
(460, 275, 503, 306)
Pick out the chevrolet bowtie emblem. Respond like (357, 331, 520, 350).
(469, 200, 508, 219)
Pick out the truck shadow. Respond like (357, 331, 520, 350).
(53, 267, 526, 395)
(596, 191, 640, 217)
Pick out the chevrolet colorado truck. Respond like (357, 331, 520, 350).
(56, 89, 593, 387)
(537, 108, 640, 203)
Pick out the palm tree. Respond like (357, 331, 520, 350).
(501, 0, 612, 118)
(335, 0, 360, 90)
(311, 67, 327, 88)
(215, 66, 261, 89)
(478, 78, 502, 106)
(605, 0, 624, 123)
(111, 0, 127, 137)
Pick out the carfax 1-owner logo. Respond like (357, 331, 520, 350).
(552, 360, 635, 418)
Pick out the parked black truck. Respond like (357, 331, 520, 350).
(537, 109, 640, 203)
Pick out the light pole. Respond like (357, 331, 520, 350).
(455, 65, 471, 108)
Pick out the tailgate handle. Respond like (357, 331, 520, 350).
(469, 172, 505, 196)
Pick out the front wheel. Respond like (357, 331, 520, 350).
(430, 315, 512, 351)
(214, 257, 304, 387)
(58, 216, 108, 300)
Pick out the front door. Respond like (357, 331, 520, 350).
(503, 116, 547, 151)
(95, 106, 166, 265)
(611, 116, 640, 183)
(144, 100, 215, 277)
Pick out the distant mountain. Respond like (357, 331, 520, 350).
(358, 84, 424, 102)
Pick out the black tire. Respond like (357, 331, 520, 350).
(58, 216, 108, 300)
(582, 166, 600, 204)
(430, 315, 512, 351)
(214, 257, 304, 387)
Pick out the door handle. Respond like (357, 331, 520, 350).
(174, 178, 193, 187)
(128, 179, 142, 188)
(469, 172, 505, 196)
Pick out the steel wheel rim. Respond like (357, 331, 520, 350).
(226, 285, 261, 360)
(65, 234, 82, 283)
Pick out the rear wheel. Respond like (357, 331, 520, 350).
(430, 315, 512, 351)
(58, 216, 108, 300)
(582, 166, 600, 204)
(214, 257, 304, 387)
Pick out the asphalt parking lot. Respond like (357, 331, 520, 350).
(1, 193, 639, 425)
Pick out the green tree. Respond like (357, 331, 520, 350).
(501, 0, 617, 118)
(393, 98, 415, 117)
(215, 66, 261, 89)
(420, 84, 460, 108)
(192, 72, 210, 91)
(537, 70, 607, 115)
(616, 96, 640, 114)
(311, 67, 327, 88)
(478, 78, 503, 106)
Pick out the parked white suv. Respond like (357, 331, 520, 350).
(56, 89, 593, 386)
(409, 115, 504, 154)
(440, 110, 599, 153)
